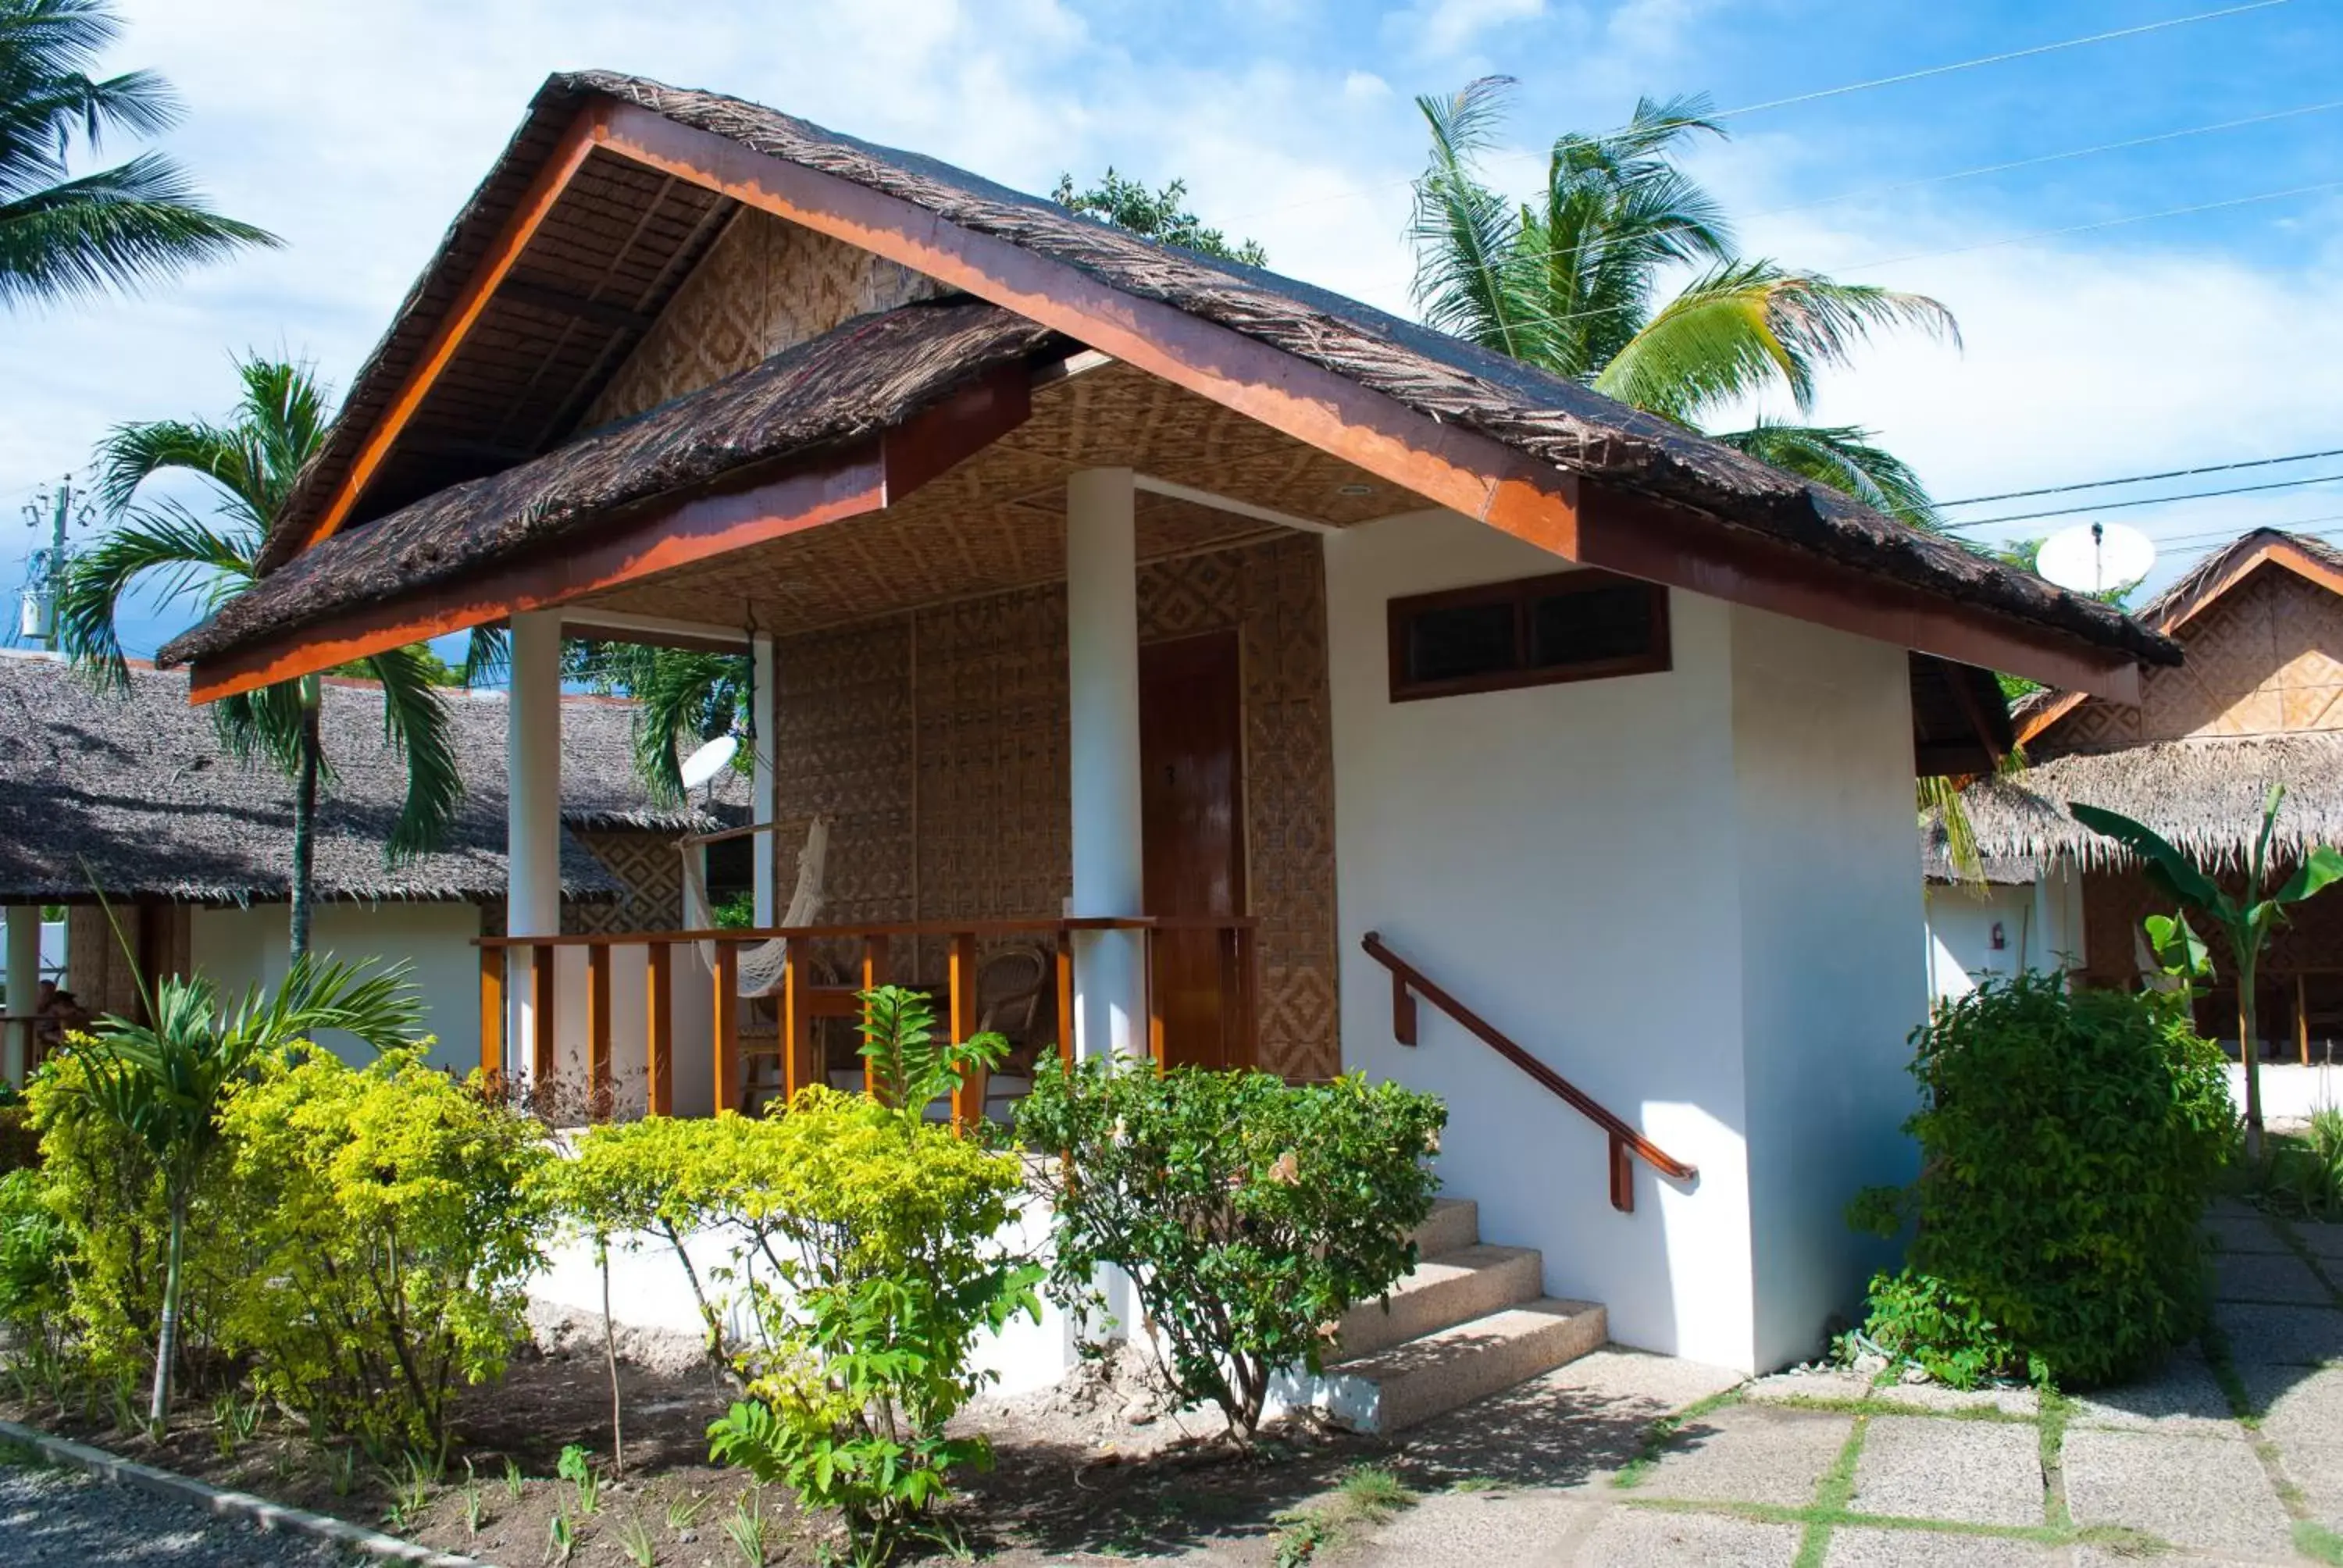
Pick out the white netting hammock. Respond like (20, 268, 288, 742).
(680, 817, 829, 997)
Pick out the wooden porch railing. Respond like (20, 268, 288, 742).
(1361, 931, 1696, 1213)
(474, 915, 1257, 1125)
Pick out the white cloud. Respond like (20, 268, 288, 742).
(1387, 0, 1546, 61)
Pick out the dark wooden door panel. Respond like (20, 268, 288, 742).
(1140, 631, 1247, 1070)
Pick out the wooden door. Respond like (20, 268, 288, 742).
(1139, 632, 1248, 1070)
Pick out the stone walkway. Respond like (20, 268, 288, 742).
(1343, 1201, 2343, 1566)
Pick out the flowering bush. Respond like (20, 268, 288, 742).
(1015, 1060, 1446, 1439)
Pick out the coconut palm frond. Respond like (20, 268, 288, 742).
(362, 642, 463, 865)
(1713, 418, 1944, 531)
(53, 499, 255, 687)
(0, 148, 276, 308)
(625, 650, 749, 807)
(1920, 774, 1986, 891)
(1409, 76, 1543, 362)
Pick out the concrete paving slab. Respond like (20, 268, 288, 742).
(2065, 1349, 2243, 1436)
(2291, 1221, 2343, 1264)
(2237, 1363, 2343, 1448)
(1575, 1507, 1800, 1566)
(2206, 1212, 2291, 1254)
(1848, 1414, 2043, 1527)
(2213, 1300, 2343, 1366)
(2273, 1438, 2343, 1531)
(2213, 1249, 2333, 1305)
(1634, 1402, 1853, 1508)
(1399, 1348, 1739, 1492)
(1350, 1489, 1591, 1566)
(2061, 1427, 2295, 1556)
(1863, 1381, 2040, 1417)
(1826, 1527, 2062, 1566)
(1745, 1369, 1874, 1405)
(1547, 1347, 1748, 1411)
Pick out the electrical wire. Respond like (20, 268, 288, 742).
(1939, 447, 2343, 508)
(1955, 472, 2343, 530)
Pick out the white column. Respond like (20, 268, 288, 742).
(751, 633, 779, 925)
(508, 611, 563, 1064)
(4, 906, 38, 1086)
(1066, 467, 1147, 1060)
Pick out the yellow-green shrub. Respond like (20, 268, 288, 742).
(217, 1046, 555, 1450)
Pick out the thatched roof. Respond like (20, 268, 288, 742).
(159, 70, 2170, 679)
(166, 300, 1062, 669)
(1928, 732, 2343, 875)
(0, 650, 722, 903)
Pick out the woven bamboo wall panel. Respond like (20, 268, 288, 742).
(583, 210, 943, 426)
(567, 828, 686, 936)
(2040, 565, 2343, 755)
(758, 536, 1339, 1077)
(2081, 861, 2343, 985)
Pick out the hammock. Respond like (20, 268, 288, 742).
(680, 817, 829, 997)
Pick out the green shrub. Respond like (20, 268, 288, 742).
(1015, 1059, 1446, 1439)
(703, 1087, 1038, 1561)
(2256, 1107, 2343, 1217)
(1843, 1268, 2030, 1389)
(216, 1046, 555, 1451)
(0, 1167, 67, 1349)
(1852, 973, 2232, 1388)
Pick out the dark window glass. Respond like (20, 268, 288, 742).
(1530, 584, 1655, 668)
(1406, 600, 1518, 685)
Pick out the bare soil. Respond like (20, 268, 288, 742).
(2, 1331, 1397, 1566)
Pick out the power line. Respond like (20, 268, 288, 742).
(1707, 1, 2291, 123)
(1955, 472, 2343, 529)
(1940, 447, 2343, 508)
(1227, 0, 2294, 223)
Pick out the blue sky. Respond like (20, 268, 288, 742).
(6, 0, 2340, 660)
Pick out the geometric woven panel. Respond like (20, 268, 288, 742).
(566, 828, 688, 936)
(2039, 563, 2343, 756)
(581, 208, 943, 428)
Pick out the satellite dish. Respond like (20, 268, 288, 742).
(2037, 522, 2156, 596)
(679, 733, 739, 790)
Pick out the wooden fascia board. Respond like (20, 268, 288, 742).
(590, 103, 1584, 558)
(187, 364, 1032, 703)
(288, 104, 611, 559)
(1574, 483, 2143, 704)
(587, 101, 2145, 699)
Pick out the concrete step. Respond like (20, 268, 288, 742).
(1410, 1197, 1479, 1259)
(1320, 1297, 1608, 1434)
(1335, 1243, 1544, 1360)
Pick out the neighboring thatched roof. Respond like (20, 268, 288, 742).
(1928, 732, 2343, 875)
(171, 69, 2170, 680)
(0, 650, 725, 903)
(166, 300, 1063, 669)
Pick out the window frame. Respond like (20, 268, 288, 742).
(1385, 567, 1672, 703)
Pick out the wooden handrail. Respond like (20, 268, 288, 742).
(473, 914, 1258, 948)
(1360, 931, 1696, 1213)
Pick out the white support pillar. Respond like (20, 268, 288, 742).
(4, 906, 37, 1086)
(751, 633, 779, 926)
(1066, 467, 1147, 1060)
(508, 611, 563, 1068)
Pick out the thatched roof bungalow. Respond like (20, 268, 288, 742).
(1924, 529, 2343, 1055)
(134, 69, 2180, 1383)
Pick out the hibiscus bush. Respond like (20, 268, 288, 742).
(1015, 1060, 1446, 1439)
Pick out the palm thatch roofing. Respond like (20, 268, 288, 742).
(162, 71, 2173, 675)
(0, 650, 724, 903)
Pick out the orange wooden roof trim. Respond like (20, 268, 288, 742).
(188, 362, 1029, 702)
(2014, 534, 2343, 746)
(288, 104, 610, 560)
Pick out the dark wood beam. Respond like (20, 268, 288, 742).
(497, 278, 656, 336)
(187, 364, 1029, 703)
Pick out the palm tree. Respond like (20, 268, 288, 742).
(565, 639, 750, 804)
(66, 946, 419, 1430)
(56, 356, 467, 960)
(2, 0, 276, 309)
(1410, 80, 1955, 525)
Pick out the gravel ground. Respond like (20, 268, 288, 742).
(0, 1459, 358, 1566)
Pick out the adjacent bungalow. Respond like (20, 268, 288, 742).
(0, 648, 740, 1081)
(1928, 529, 2343, 1071)
(153, 73, 2172, 1381)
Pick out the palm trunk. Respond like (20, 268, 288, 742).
(148, 1191, 187, 1434)
(2241, 953, 2265, 1165)
(600, 1235, 623, 1475)
(289, 681, 322, 964)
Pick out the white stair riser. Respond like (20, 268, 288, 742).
(1320, 1299, 1608, 1434)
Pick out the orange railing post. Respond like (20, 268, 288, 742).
(860, 935, 890, 1098)
(783, 948, 814, 1102)
(479, 943, 505, 1090)
(586, 941, 612, 1121)
(530, 943, 556, 1085)
(1054, 928, 1077, 1070)
(947, 930, 980, 1129)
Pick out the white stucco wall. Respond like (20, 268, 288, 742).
(190, 900, 482, 1073)
(1728, 606, 1923, 1370)
(1326, 510, 1931, 1372)
(1923, 857, 2084, 1000)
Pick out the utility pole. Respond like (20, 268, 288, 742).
(17, 476, 73, 647)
